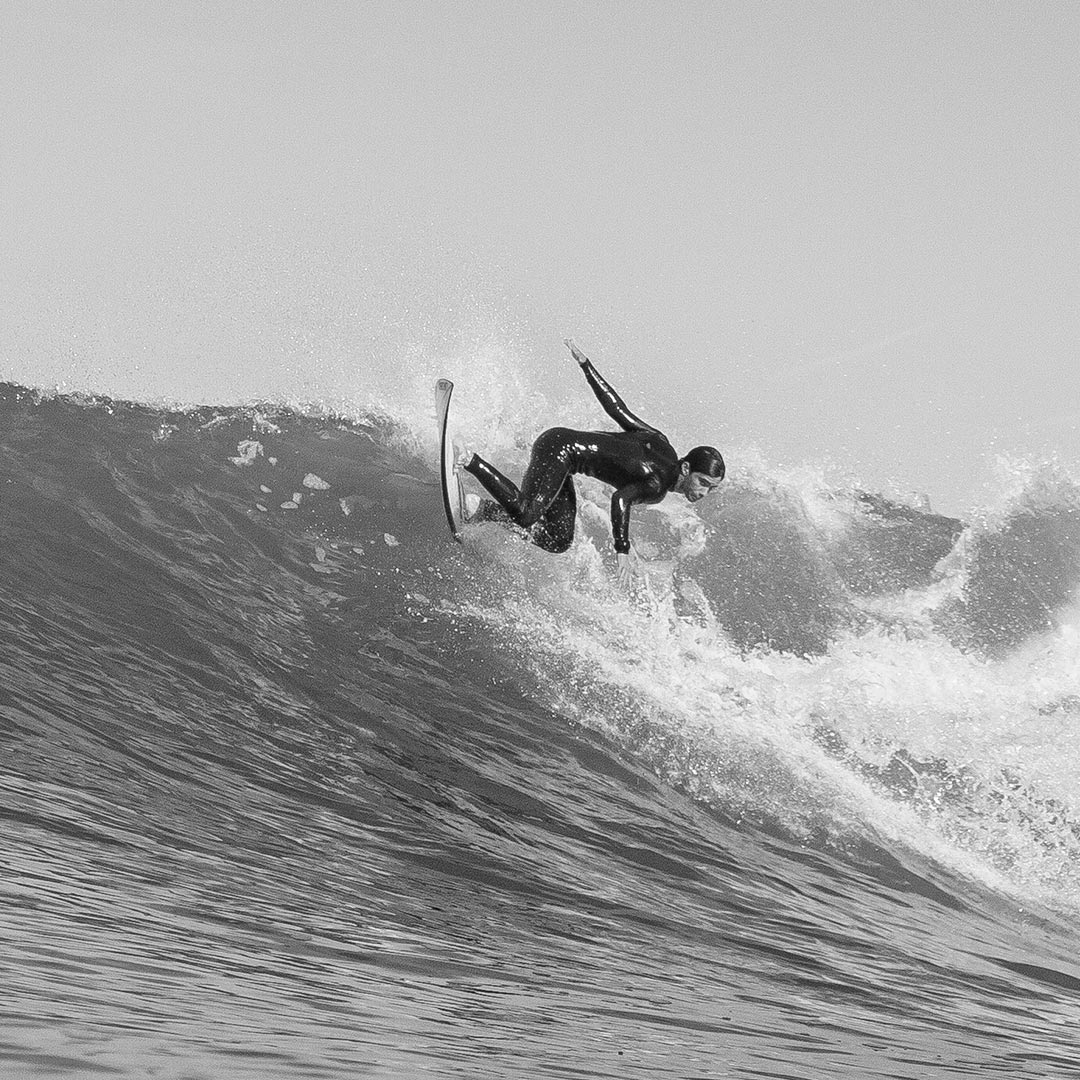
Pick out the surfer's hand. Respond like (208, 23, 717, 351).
(615, 549, 640, 591)
(564, 338, 588, 366)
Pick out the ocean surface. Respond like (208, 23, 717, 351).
(2, 380, 1080, 1079)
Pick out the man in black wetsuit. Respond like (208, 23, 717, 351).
(462, 340, 724, 582)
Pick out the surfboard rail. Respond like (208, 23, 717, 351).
(435, 378, 466, 541)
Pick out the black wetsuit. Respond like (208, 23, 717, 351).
(464, 359, 681, 554)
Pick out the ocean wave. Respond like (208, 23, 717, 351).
(3, 381, 1079, 1077)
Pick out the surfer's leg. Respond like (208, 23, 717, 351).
(529, 476, 577, 553)
(463, 431, 578, 551)
(464, 455, 526, 516)
(464, 429, 574, 528)
(515, 428, 575, 528)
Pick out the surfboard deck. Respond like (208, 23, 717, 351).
(435, 379, 467, 541)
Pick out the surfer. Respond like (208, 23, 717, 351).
(461, 340, 724, 582)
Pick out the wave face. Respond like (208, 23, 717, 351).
(2, 381, 1080, 1079)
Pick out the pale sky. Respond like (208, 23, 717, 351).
(2, 0, 1077, 513)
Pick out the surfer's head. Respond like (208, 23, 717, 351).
(676, 446, 725, 502)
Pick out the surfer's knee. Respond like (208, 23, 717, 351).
(533, 427, 573, 455)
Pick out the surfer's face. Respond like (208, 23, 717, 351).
(681, 471, 722, 503)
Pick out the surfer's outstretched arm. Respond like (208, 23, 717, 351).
(565, 339, 661, 435)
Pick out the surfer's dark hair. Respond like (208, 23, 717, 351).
(681, 446, 725, 479)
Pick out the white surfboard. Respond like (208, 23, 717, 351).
(435, 379, 466, 541)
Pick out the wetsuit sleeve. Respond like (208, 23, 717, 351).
(610, 483, 651, 554)
(579, 358, 662, 435)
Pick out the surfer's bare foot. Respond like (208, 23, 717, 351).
(453, 445, 472, 474)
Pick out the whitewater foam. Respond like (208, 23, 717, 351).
(448, 441, 1080, 915)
